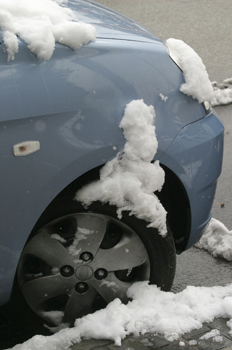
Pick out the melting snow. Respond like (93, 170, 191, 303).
(68, 227, 94, 256)
(199, 329, 224, 343)
(166, 38, 232, 107)
(189, 339, 197, 345)
(1, 5, 231, 348)
(41, 311, 64, 327)
(51, 234, 67, 243)
(51, 267, 59, 275)
(0, 0, 96, 61)
(8, 95, 232, 348)
(99, 280, 120, 293)
(166, 38, 214, 104)
(7, 282, 232, 349)
(196, 218, 232, 261)
(159, 93, 168, 102)
(200, 329, 220, 340)
(212, 78, 232, 106)
(76, 99, 167, 236)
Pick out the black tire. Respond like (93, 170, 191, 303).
(11, 198, 176, 336)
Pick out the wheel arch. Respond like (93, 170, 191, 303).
(31, 162, 191, 254)
(30, 164, 103, 237)
(156, 164, 191, 253)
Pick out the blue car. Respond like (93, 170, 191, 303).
(0, 0, 223, 333)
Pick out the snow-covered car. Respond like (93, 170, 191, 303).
(0, 0, 223, 333)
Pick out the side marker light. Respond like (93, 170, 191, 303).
(13, 141, 40, 156)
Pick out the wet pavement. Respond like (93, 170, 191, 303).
(71, 318, 232, 350)
(1, 246, 232, 349)
(69, 247, 232, 350)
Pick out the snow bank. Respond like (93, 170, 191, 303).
(196, 218, 232, 261)
(166, 38, 214, 104)
(8, 282, 232, 349)
(75, 100, 167, 236)
(212, 78, 232, 106)
(0, 0, 96, 61)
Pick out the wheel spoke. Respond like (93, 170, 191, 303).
(22, 231, 73, 268)
(93, 234, 147, 271)
(21, 274, 75, 311)
(90, 273, 131, 303)
(18, 211, 152, 327)
(69, 214, 107, 257)
(63, 286, 97, 323)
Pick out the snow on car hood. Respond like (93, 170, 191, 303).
(0, 0, 97, 61)
(0, 0, 162, 61)
(69, 0, 162, 44)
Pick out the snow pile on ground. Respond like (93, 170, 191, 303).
(199, 329, 223, 343)
(212, 78, 232, 106)
(0, 0, 96, 61)
(8, 282, 232, 349)
(166, 38, 214, 104)
(76, 100, 167, 236)
(196, 218, 232, 261)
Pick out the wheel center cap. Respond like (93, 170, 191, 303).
(75, 265, 93, 281)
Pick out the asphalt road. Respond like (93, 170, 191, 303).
(1, 1, 232, 348)
(96, 0, 232, 83)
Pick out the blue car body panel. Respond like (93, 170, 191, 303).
(0, 0, 224, 305)
(70, 0, 162, 43)
(161, 112, 224, 249)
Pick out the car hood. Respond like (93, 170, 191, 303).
(69, 0, 162, 44)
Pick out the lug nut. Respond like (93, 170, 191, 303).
(80, 252, 93, 262)
(75, 282, 89, 294)
(95, 268, 108, 280)
(60, 265, 74, 277)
